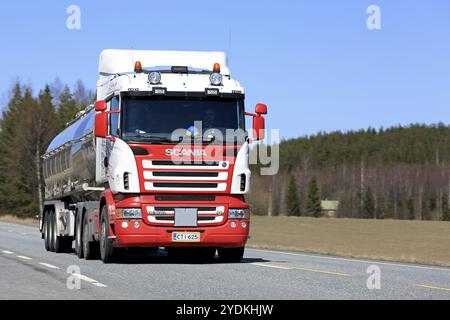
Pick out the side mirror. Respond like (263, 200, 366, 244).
(253, 115, 265, 141)
(94, 112, 108, 138)
(255, 103, 267, 115)
(95, 100, 107, 112)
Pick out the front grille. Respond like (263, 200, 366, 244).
(142, 159, 228, 192)
(153, 171, 219, 177)
(153, 182, 218, 188)
(146, 205, 225, 225)
(155, 195, 216, 201)
(152, 160, 219, 166)
(154, 206, 216, 212)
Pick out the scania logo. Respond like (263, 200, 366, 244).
(165, 149, 207, 157)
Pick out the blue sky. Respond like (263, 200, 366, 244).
(0, 0, 449, 140)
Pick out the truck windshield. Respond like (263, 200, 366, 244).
(121, 96, 246, 144)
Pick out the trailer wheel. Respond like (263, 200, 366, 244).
(44, 212, 51, 251)
(83, 213, 98, 260)
(75, 213, 84, 258)
(53, 211, 65, 253)
(100, 206, 115, 263)
(49, 211, 56, 252)
(218, 247, 245, 263)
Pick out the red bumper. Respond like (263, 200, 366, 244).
(112, 219, 249, 248)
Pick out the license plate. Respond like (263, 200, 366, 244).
(172, 232, 201, 242)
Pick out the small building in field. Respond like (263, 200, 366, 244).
(321, 200, 339, 218)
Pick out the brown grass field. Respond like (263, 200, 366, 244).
(0, 215, 38, 227)
(2, 214, 450, 267)
(248, 216, 450, 267)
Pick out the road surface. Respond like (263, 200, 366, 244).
(1, 220, 450, 300)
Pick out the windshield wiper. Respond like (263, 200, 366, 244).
(124, 133, 182, 144)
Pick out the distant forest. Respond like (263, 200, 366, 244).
(1, 81, 449, 221)
(0, 80, 94, 217)
(248, 126, 450, 221)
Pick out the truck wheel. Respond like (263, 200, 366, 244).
(49, 211, 56, 252)
(44, 212, 51, 251)
(53, 211, 67, 253)
(75, 213, 84, 258)
(83, 213, 98, 260)
(100, 206, 115, 263)
(218, 247, 245, 263)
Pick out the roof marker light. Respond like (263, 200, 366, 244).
(213, 63, 221, 73)
(134, 61, 143, 73)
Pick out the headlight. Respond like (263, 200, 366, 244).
(228, 208, 250, 220)
(116, 208, 142, 219)
(209, 72, 223, 86)
(148, 71, 161, 85)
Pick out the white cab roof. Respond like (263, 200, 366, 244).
(99, 49, 230, 75)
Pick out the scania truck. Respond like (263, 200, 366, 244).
(39, 50, 267, 263)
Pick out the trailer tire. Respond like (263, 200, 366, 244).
(218, 247, 245, 263)
(53, 211, 65, 253)
(44, 212, 51, 251)
(83, 213, 98, 260)
(49, 211, 56, 252)
(75, 213, 84, 259)
(100, 206, 115, 263)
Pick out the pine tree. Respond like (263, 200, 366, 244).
(306, 176, 322, 217)
(58, 85, 79, 128)
(285, 175, 300, 216)
(406, 197, 415, 220)
(362, 187, 376, 219)
(0, 87, 39, 216)
(442, 195, 450, 221)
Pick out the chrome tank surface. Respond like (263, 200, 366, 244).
(42, 108, 98, 201)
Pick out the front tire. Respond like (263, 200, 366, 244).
(100, 206, 115, 263)
(218, 247, 245, 263)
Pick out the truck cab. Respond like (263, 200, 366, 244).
(40, 50, 267, 263)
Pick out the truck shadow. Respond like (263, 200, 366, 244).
(108, 249, 274, 265)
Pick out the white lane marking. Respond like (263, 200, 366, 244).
(72, 274, 108, 288)
(247, 248, 450, 272)
(8, 230, 13, 233)
(1, 250, 14, 254)
(92, 282, 108, 288)
(416, 284, 450, 292)
(16, 255, 32, 260)
(38, 262, 60, 270)
(252, 262, 292, 270)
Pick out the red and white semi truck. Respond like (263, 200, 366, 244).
(39, 50, 267, 263)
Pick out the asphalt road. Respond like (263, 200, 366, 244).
(1, 220, 450, 300)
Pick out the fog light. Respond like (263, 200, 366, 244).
(241, 221, 247, 228)
(230, 221, 237, 228)
(134, 221, 140, 229)
(121, 221, 129, 228)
